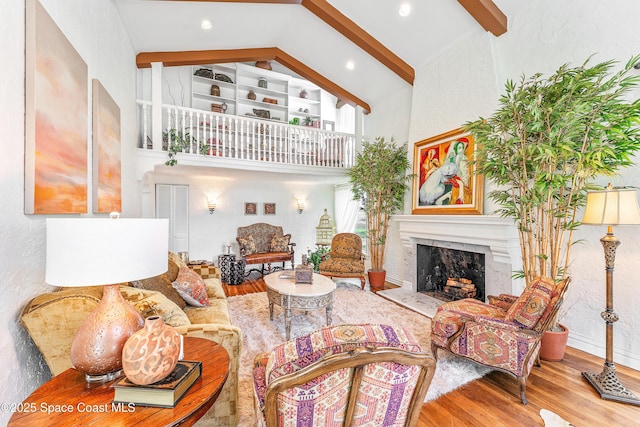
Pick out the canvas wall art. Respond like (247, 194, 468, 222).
(25, 0, 88, 214)
(411, 128, 483, 215)
(92, 80, 122, 213)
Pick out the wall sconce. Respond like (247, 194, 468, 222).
(207, 199, 217, 214)
(297, 199, 305, 214)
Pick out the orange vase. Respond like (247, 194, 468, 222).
(539, 324, 569, 362)
(367, 269, 387, 292)
(122, 316, 182, 385)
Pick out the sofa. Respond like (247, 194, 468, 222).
(21, 252, 242, 427)
(236, 223, 295, 276)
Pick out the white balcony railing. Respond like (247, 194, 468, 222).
(136, 101, 356, 168)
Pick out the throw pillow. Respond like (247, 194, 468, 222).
(504, 276, 555, 328)
(270, 233, 291, 252)
(238, 234, 257, 255)
(172, 266, 210, 307)
(131, 274, 186, 310)
(120, 286, 191, 327)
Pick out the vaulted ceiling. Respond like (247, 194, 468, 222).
(114, 0, 512, 113)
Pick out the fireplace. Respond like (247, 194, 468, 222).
(417, 244, 485, 301)
(395, 215, 524, 299)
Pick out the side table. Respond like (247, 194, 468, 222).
(187, 261, 220, 279)
(217, 254, 236, 283)
(228, 260, 245, 285)
(8, 337, 229, 427)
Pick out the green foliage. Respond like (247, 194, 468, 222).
(163, 128, 197, 166)
(465, 55, 640, 285)
(307, 246, 329, 272)
(348, 137, 413, 271)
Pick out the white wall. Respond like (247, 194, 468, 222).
(0, 1, 136, 422)
(144, 168, 337, 264)
(375, 0, 640, 369)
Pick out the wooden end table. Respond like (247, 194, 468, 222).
(8, 337, 229, 427)
(264, 271, 336, 340)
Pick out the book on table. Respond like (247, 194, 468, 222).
(112, 360, 202, 407)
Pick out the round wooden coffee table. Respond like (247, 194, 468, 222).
(264, 271, 336, 340)
(8, 337, 229, 427)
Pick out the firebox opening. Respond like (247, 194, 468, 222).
(417, 244, 485, 302)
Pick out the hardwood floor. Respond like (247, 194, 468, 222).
(224, 276, 640, 426)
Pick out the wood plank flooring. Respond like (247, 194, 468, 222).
(224, 276, 640, 426)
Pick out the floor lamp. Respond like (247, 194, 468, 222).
(581, 184, 640, 405)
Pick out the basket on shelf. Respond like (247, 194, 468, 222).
(210, 85, 220, 96)
(262, 97, 278, 105)
(212, 103, 227, 113)
(194, 68, 214, 79)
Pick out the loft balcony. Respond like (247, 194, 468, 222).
(135, 101, 357, 176)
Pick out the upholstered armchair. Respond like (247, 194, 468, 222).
(252, 323, 436, 427)
(318, 233, 366, 289)
(431, 276, 570, 404)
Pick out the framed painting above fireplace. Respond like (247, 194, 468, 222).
(411, 128, 483, 215)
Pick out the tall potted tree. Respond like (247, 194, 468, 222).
(348, 137, 413, 291)
(465, 55, 640, 358)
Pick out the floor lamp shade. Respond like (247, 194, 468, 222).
(45, 218, 169, 380)
(581, 186, 640, 226)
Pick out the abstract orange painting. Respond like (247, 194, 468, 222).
(92, 80, 122, 213)
(25, 0, 88, 214)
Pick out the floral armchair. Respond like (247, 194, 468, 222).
(431, 276, 570, 404)
(252, 323, 436, 427)
(318, 233, 366, 289)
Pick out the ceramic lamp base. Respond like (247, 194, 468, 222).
(70, 284, 144, 381)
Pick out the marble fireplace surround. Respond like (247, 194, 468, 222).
(379, 215, 523, 317)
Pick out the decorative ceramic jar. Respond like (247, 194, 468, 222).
(258, 77, 268, 89)
(300, 89, 308, 99)
(122, 316, 182, 385)
(210, 84, 220, 96)
(248, 90, 256, 100)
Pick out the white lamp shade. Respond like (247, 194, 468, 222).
(581, 187, 640, 226)
(46, 218, 169, 287)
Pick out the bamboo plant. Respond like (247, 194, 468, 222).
(465, 55, 640, 288)
(348, 137, 413, 272)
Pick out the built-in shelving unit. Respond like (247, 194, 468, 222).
(191, 63, 323, 126)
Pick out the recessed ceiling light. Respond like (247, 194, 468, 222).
(399, 3, 411, 17)
(346, 61, 355, 70)
(201, 20, 212, 30)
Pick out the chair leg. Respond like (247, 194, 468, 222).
(430, 343, 439, 360)
(360, 276, 365, 290)
(518, 376, 528, 405)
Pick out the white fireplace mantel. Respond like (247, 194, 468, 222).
(394, 215, 524, 295)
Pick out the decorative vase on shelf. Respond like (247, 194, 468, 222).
(300, 89, 308, 99)
(122, 315, 182, 385)
(248, 90, 256, 100)
(258, 77, 267, 89)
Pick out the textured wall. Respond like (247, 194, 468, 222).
(376, 0, 640, 369)
(143, 168, 339, 265)
(0, 1, 136, 423)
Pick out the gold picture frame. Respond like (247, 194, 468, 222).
(411, 128, 483, 215)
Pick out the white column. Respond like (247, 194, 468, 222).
(151, 62, 163, 151)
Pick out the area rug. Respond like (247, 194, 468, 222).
(228, 284, 490, 426)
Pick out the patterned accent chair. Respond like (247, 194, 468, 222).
(252, 323, 436, 427)
(318, 233, 366, 290)
(431, 276, 570, 404)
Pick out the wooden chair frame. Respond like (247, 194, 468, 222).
(263, 346, 436, 427)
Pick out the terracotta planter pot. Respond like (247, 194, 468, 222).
(122, 316, 182, 385)
(367, 269, 386, 292)
(540, 324, 569, 362)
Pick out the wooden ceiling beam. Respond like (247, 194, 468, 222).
(135, 47, 371, 114)
(301, 0, 414, 85)
(457, 0, 507, 36)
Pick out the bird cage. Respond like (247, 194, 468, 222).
(315, 208, 336, 246)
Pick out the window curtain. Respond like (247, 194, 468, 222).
(334, 183, 359, 233)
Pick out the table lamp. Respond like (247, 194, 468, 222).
(580, 184, 640, 405)
(45, 216, 168, 382)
